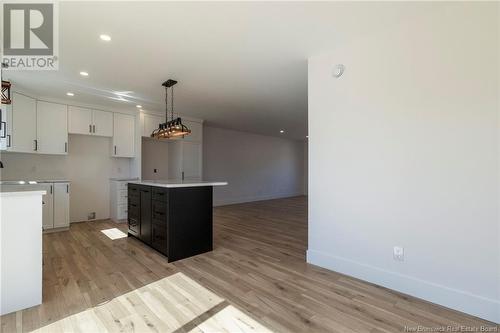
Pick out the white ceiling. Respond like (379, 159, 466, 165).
(4, 1, 425, 139)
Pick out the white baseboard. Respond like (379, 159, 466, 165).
(214, 192, 304, 206)
(307, 249, 499, 324)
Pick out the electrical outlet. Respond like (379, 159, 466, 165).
(393, 246, 404, 261)
(88, 212, 96, 220)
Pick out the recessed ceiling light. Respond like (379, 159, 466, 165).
(99, 34, 111, 42)
(136, 105, 142, 108)
(79, 71, 89, 76)
(66, 92, 74, 96)
(280, 130, 285, 133)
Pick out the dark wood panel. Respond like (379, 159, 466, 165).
(168, 186, 213, 262)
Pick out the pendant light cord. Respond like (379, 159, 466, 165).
(171, 86, 174, 121)
(165, 86, 169, 123)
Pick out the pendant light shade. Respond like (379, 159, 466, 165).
(151, 79, 191, 139)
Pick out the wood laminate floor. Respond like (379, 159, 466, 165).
(0, 196, 496, 332)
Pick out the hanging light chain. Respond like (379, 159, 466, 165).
(165, 87, 168, 123)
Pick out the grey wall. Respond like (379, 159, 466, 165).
(307, 2, 499, 322)
(203, 126, 306, 206)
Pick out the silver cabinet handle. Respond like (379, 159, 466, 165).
(65, 142, 67, 153)
(114, 145, 117, 155)
(7, 134, 11, 147)
(34, 139, 38, 151)
(93, 125, 95, 133)
(89, 124, 92, 133)
(66, 184, 69, 193)
(50, 185, 52, 194)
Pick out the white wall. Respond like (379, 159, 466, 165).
(308, 2, 499, 323)
(203, 126, 306, 206)
(0, 135, 131, 222)
(141, 138, 169, 180)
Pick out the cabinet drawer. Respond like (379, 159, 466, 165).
(128, 191, 139, 204)
(152, 201, 167, 220)
(152, 187, 168, 202)
(117, 203, 127, 220)
(128, 202, 139, 217)
(128, 217, 139, 236)
(128, 184, 140, 197)
(118, 189, 128, 204)
(151, 223, 168, 255)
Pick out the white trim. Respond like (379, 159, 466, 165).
(214, 192, 304, 207)
(306, 249, 500, 324)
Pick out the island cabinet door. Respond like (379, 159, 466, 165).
(127, 184, 140, 236)
(139, 186, 152, 244)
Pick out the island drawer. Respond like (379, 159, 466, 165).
(128, 217, 140, 236)
(128, 202, 139, 217)
(152, 188, 168, 202)
(152, 201, 167, 220)
(128, 184, 140, 198)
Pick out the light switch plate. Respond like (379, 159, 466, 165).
(393, 246, 404, 261)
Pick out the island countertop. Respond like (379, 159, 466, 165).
(128, 180, 228, 188)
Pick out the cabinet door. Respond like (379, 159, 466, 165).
(53, 183, 70, 228)
(11, 92, 37, 153)
(112, 113, 135, 157)
(37, 101, 68, 154)
(2, 104, 12, 151)
(182, 142, 202, 181)
(139, 187, 152, 244)
(142, 113, 164, 137)
(41, 184, 54, 230)
(68, 106, 92, 135)
(92, 110, 113, 137)
(183, 120, 203, 143)
(0, 104, 10, 150)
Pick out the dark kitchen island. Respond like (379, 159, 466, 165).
(127, 180, 227, 262)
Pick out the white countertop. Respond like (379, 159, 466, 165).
(0, 190, 46, 197)
(0, 180, 70, 185)
(109, 177, 140, 181)
(129, 180, 228, 188)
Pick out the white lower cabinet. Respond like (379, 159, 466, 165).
(40, 184, 54, 231)
(0, 183, 69, 231)
(110, 180, 130, 222)
(53, 183, 70, 228)
(41, 182, 70, 231)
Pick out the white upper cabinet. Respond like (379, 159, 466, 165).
(92, 110, 113, 137)
(36, 101, 68, 155)
(10, 92, 37, 153)
(68, 106, 92, 135)
(141, 113, 164, 138)
(68, 107, 113, 137)
(112, 113, 135, 158)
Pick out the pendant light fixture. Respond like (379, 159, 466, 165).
(151, 79, 191, 139)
